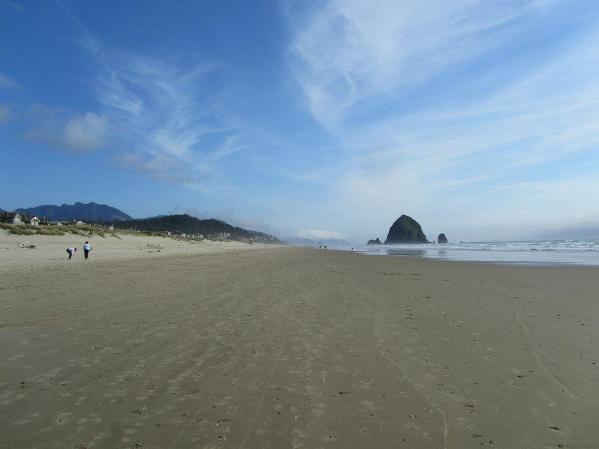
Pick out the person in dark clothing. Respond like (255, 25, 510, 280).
(66, 247, 77, 259)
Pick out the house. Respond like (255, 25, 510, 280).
(30, 216, 40, 226)
(0, 211, 23, 224)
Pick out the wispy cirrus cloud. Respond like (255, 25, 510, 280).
(93, 53, 237, 184)
(286, 0, 599, 240)
(290, 0, 553, 128)
(100, 54, 243, 185)
(35, 1, 243, 185)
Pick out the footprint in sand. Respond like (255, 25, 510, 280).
(56, 411, 71, 424)
(321, 432, 338, 441)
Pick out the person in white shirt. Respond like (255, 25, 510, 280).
(83, 241, 92, 259)
(66, 247, 77, 259)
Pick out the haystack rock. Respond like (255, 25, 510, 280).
(367, 238, 382, 245)
(384, 215, 429, 244)
(437, 233, 448, 244)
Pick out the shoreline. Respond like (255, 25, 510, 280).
(344, 241, 599, 267)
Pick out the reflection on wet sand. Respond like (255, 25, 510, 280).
(385, 248, 426, 257)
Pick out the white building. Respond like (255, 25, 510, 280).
(0, 212, 22, 224)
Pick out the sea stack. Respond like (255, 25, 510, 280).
(367, 238, 382, 245)
(437, 233, 448, 244)
(384, 215, 429, 244)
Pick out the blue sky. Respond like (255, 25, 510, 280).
(1, 0, 599, 242)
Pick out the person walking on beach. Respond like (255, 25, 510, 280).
(66, 247, 77, 259)
(83, 241, 92, 259)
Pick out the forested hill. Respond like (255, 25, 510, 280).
(116, 214, 281, 243)
(17, 202, 132, 222)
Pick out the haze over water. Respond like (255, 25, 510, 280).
(357, 240, 599, 266)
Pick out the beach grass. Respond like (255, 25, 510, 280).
(0, 223, 112, 237)
(0, 224, 35, 235)
(2, 223, 209, 241)
(34, 226, 66, 236)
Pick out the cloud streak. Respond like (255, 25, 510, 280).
(98, 55, 243, 184)
(42, 2, 243, 185)
(287, 0, 599, 240)
(94, 54, 233, 183)
(290, 0, 553, 128)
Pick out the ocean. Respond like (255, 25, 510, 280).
(353, 240, 599, 266)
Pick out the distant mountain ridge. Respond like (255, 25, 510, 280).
(116, 214, 281, 243)
(9, 203, 281, 243)
(17, 202, 132, 222)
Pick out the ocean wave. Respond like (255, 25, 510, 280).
(357, 239, 599, 265)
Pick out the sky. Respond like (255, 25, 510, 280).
(1, 0, 599, 242)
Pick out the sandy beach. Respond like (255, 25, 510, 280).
(1, 243, 598, 449)
(0, 231, 271, 271)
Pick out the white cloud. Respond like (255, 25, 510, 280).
(286, 1, 599, 241)
(46, 1, 242, 185)
(290, 0, 550, 128)
(63, 112, 108, 150)
(116, 151, 205, 184)
(94, 54, 239, 184)
(25, 108, 109, 151)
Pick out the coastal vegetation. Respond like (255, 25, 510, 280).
(1, 203, 281, 244)
(115, 214, 281, 243)
(0, 222, 113, 237)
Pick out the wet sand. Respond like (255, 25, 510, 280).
(1, 248, 598, 448)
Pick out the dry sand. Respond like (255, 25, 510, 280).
(1, 245, 598, 449)
(0, 231, 268, 271)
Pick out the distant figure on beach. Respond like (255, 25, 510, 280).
(83, 241, 92, 259)
(66, 247, 77, 259)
